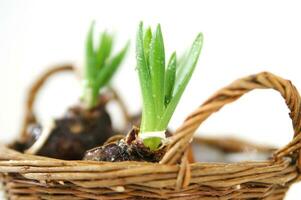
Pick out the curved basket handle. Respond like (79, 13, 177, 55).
(19, 64, 131, 142)
(161, 72, 301, 170)
(19, 64, 74, 141)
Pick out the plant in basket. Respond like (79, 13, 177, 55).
(1, 21, 301, 200)
(11, 22, 129, 160)
(84, 22, 203, 162)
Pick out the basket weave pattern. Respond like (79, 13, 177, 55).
(1, 71, 301, 200)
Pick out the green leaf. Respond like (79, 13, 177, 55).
(82, 21, 128, 109)
(149, 24, 165, 121)
(136, 22, 156, 131)
(164, 52, 176, 107)
(158, 33, 203, 130)
(96, 32, 113, 69)
(85, 21, 97, 81)
(176, 50, 188, 76)
(96, 41, 130, 88)
(143, 27, 152, 66)
(137, 23, 203, 151)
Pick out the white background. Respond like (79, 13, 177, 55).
(1, 0, 301, 199)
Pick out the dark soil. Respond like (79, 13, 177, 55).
(12, 101, 113, 160)
(83, 127, 167, 162)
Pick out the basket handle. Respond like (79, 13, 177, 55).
(161, 72, 301, 170)
(19, 64, 131, 142)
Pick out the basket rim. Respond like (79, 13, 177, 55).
(2, 70, 301, 192)
(0, 136, 290, 168)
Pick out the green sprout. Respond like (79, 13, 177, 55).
(82, 22, 129, 108)
(136, 22, 203, 151)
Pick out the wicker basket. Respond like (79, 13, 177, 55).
(1, 70, 301, 200)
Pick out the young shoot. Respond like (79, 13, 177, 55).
(136, 22, 203, 151)
(83, 22, 129, 108)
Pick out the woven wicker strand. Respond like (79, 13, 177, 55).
(0, 71, 300, 199)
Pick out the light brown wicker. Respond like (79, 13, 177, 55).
(1, 71, 301, 200)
